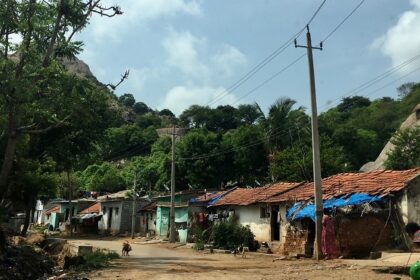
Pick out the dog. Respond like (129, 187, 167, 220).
(122, 240, 132, 256)
(232, 245, 249, 258)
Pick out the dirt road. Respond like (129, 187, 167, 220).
(69, 239, 411, 280)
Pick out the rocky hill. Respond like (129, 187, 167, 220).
(360, 103, 420, 172)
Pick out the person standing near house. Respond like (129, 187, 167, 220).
(322, 213, 339, 259)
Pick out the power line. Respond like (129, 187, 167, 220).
(212, 0, 365, 108)
(231, 53, 306, 106)
(178, 57, 420, 162)
(307, 0, 327, 26)
(321, 0, 365, 43)
(205, 0, 328, 107)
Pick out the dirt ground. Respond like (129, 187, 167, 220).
(69, 239, 413, 280)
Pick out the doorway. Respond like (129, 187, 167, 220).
(108, 208, 113, 229)
(271, 206, 280, 241)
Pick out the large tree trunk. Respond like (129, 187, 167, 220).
(0, 115, 18, 198)
(21, 205, 32, 236)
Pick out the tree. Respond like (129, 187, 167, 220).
(159, 109, 175, 118)
(179, 105, 213, 129)
(269, 136, 347, 182)
(337, 96, 371, 113)
(236, 103, 265, 126)
(8, 158, 58, 235)
(133, 102, 152, 115)
(0, 0, 123, 202)
(222, 125, 268, 185)
(77, 162, 127, 193)
(397, 82, 416, 98)
(102, 125, 158, 160)
(385, 127, 420, 170)
(119, 93, 136, 107)
(176, 129, 226, 188)
(267, 97, 305, 151)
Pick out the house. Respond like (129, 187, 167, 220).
(155, 190, 205, 242)
(98, 190, 149, 234)
(32, 200, 45, 225)
(53, 198, 97, 221)
(263, 168, 420, 257)
(75, 202, 102, 234)
(188, 190, 233, 242)
(44, 204, 61, 230)
(138, 201, 157, 236)
(209, 182, 302, 243)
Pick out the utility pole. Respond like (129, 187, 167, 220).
(67, 171, 73, 237)
(131, 171, 137, 239)
(169, 124, 176, 243)
(295, 25, 324, 260)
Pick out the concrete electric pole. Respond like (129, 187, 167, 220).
(169, 125, 177, 243)
(295, 25, 324, 260)
(131, 171, 137, 239)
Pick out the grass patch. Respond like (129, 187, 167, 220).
(78, 249, 119, 270)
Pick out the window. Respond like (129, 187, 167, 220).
(260, 206, 270, 218)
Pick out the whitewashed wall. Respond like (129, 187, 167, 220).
(98, 201, 123, 233)
(233, 205, 271, 242)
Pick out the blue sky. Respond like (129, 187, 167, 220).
(78, 0, 420, 115)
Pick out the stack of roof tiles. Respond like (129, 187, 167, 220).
(264, 168, 420, 204)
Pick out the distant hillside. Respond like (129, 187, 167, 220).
(360, 103, 420, 172)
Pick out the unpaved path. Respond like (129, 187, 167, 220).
(69, 239, 411, 280)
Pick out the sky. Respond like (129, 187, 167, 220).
(78, 0, 420, 116)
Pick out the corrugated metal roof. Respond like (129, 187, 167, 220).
(264, 168, 420, 203)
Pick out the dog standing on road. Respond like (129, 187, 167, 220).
(122, 240, 132, 256)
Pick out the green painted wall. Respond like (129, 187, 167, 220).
(156, 206, 189, 238)
(156, 206, 170, 236)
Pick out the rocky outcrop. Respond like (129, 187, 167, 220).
(360, 104, 420, 172)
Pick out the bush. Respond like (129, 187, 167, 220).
(78, 249, 119, 270)
(211, 219, 257, 251)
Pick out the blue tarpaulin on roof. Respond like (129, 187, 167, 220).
(286, 193, 384, 221)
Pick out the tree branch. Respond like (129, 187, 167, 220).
(106, 70, 129, 91)
(43, 1, 64, 67)
(17, 114, 73, 135)
(92, 4, 123, 17)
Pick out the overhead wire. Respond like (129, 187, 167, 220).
(178, 56, 420, 161)
(205, 0, 328, 107)
(221, 0, 366, 108)
(321, 0, 365, 43)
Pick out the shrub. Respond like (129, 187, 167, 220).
(78, 249, 119, 270)
(211, 219, 257, 251)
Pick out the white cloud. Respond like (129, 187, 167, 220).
(372, 0, 420, 72)
(162, 30, 248, 83)
(162, 30, 211, 81)
(160, 85, 236, 115)
(211, 44, 247, 77)
(87, 0, 202, 42)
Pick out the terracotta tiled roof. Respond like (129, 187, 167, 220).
(194, 191, 229, 203)
(45, 205, 59, 215)
(211, 182, 301, 206)
(139, 201, 157, 212)
(264, 168, 420, 203)
(79, 202, 100, 214)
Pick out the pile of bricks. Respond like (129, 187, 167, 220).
(282, 229, 309, 256)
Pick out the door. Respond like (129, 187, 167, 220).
(108, 207, 113, 229)
(271, 206, 280, 241)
